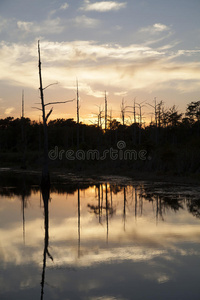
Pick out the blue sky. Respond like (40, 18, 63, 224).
(0, 0, 200, 123)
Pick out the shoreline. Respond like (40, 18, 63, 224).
(0, 166, 199, 186)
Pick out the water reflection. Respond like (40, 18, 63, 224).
(21, 176, 28, 244)
(40, 186, 53, 300)
(0, 177, 200, 299)
(78, 186, 80, 258)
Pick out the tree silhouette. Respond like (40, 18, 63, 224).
(37, 41, 74, 186)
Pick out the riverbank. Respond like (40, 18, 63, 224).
(0, 165, 199, 186)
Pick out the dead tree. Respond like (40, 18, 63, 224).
(21, 89, 26, 169)
(105, 91, 107, 131)
(76, 79, 80, 149)
(37, 40, 74, 187)
(92, 105, 103, 128)
(135, 102, 145, 144)
(147, 97, 158, 144)
(121, 98, 125, 126)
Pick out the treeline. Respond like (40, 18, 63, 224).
(0, 100, 200, 175)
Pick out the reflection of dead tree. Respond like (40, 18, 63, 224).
(87, 183, 116, 242)
(88, 184, 102, 223)
(21, 176, 28, 244)
(123, 187, 126, 231)
(187, 199, 200, 219)
(40, 186, 53, 300)
(139, 192, 143, 216)
(98, 184, 101, 223)
(135, 187, 137, 220)
(105, 183, 108, 242)
(141, 187, 184, 223)
(77, 187, 81, 257)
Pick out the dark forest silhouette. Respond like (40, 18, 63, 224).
(0, 100, 200, 175)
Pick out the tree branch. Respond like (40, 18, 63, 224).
(44, 99, 75, 107)
(43, 82, 59, 90)
(32, 107, 42, 111)
(45, 108, 53, 121)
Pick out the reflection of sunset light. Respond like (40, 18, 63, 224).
(1, 182, 200, 299)
(1, 186, 200, 268)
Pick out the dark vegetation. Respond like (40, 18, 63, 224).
(0, 100, 200, 177)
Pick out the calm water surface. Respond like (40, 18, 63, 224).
(0, 178, 200, 300)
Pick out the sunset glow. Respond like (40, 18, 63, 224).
(0, 0, 200, 123)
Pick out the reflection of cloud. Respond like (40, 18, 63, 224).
(1, 186, 200, 300)
(144, 272, 170, 284)
(81, 0, 127, 12)
(51, 245, 166, 268)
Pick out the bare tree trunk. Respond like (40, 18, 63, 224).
(76, 79, 80, 149)
(21, 90, 26, 169)
(105, 91, 107, 131)
(121, 98, 125, 126)
(38, 41, 50, 187)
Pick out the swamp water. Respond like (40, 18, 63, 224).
(0, 176, 200, 300)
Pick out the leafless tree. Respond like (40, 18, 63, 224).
(37, 40, 74, 186)
(21, 89, 26, 169)
(76, 79, 80, 148)
(105, 91, 108, 131)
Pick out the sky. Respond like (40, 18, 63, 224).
(0, 0, 200, 124)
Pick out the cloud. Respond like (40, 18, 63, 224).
(81, 0, 127, 12)
(17, 18, 65, 35)
(74, 15, 99, 28)
(153, 23, 169, 32)
(114, 91, 127, 96)
(0, 16, 8, 33)
(17, 21, 33, 32)
(5, 107, 15, 115)
(17, 13, 98, 36)
(140, 23, 170, 34)
(60, 2, 69, 10)
(50, 2, 69, 16)
(0, 40, 200, 101)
